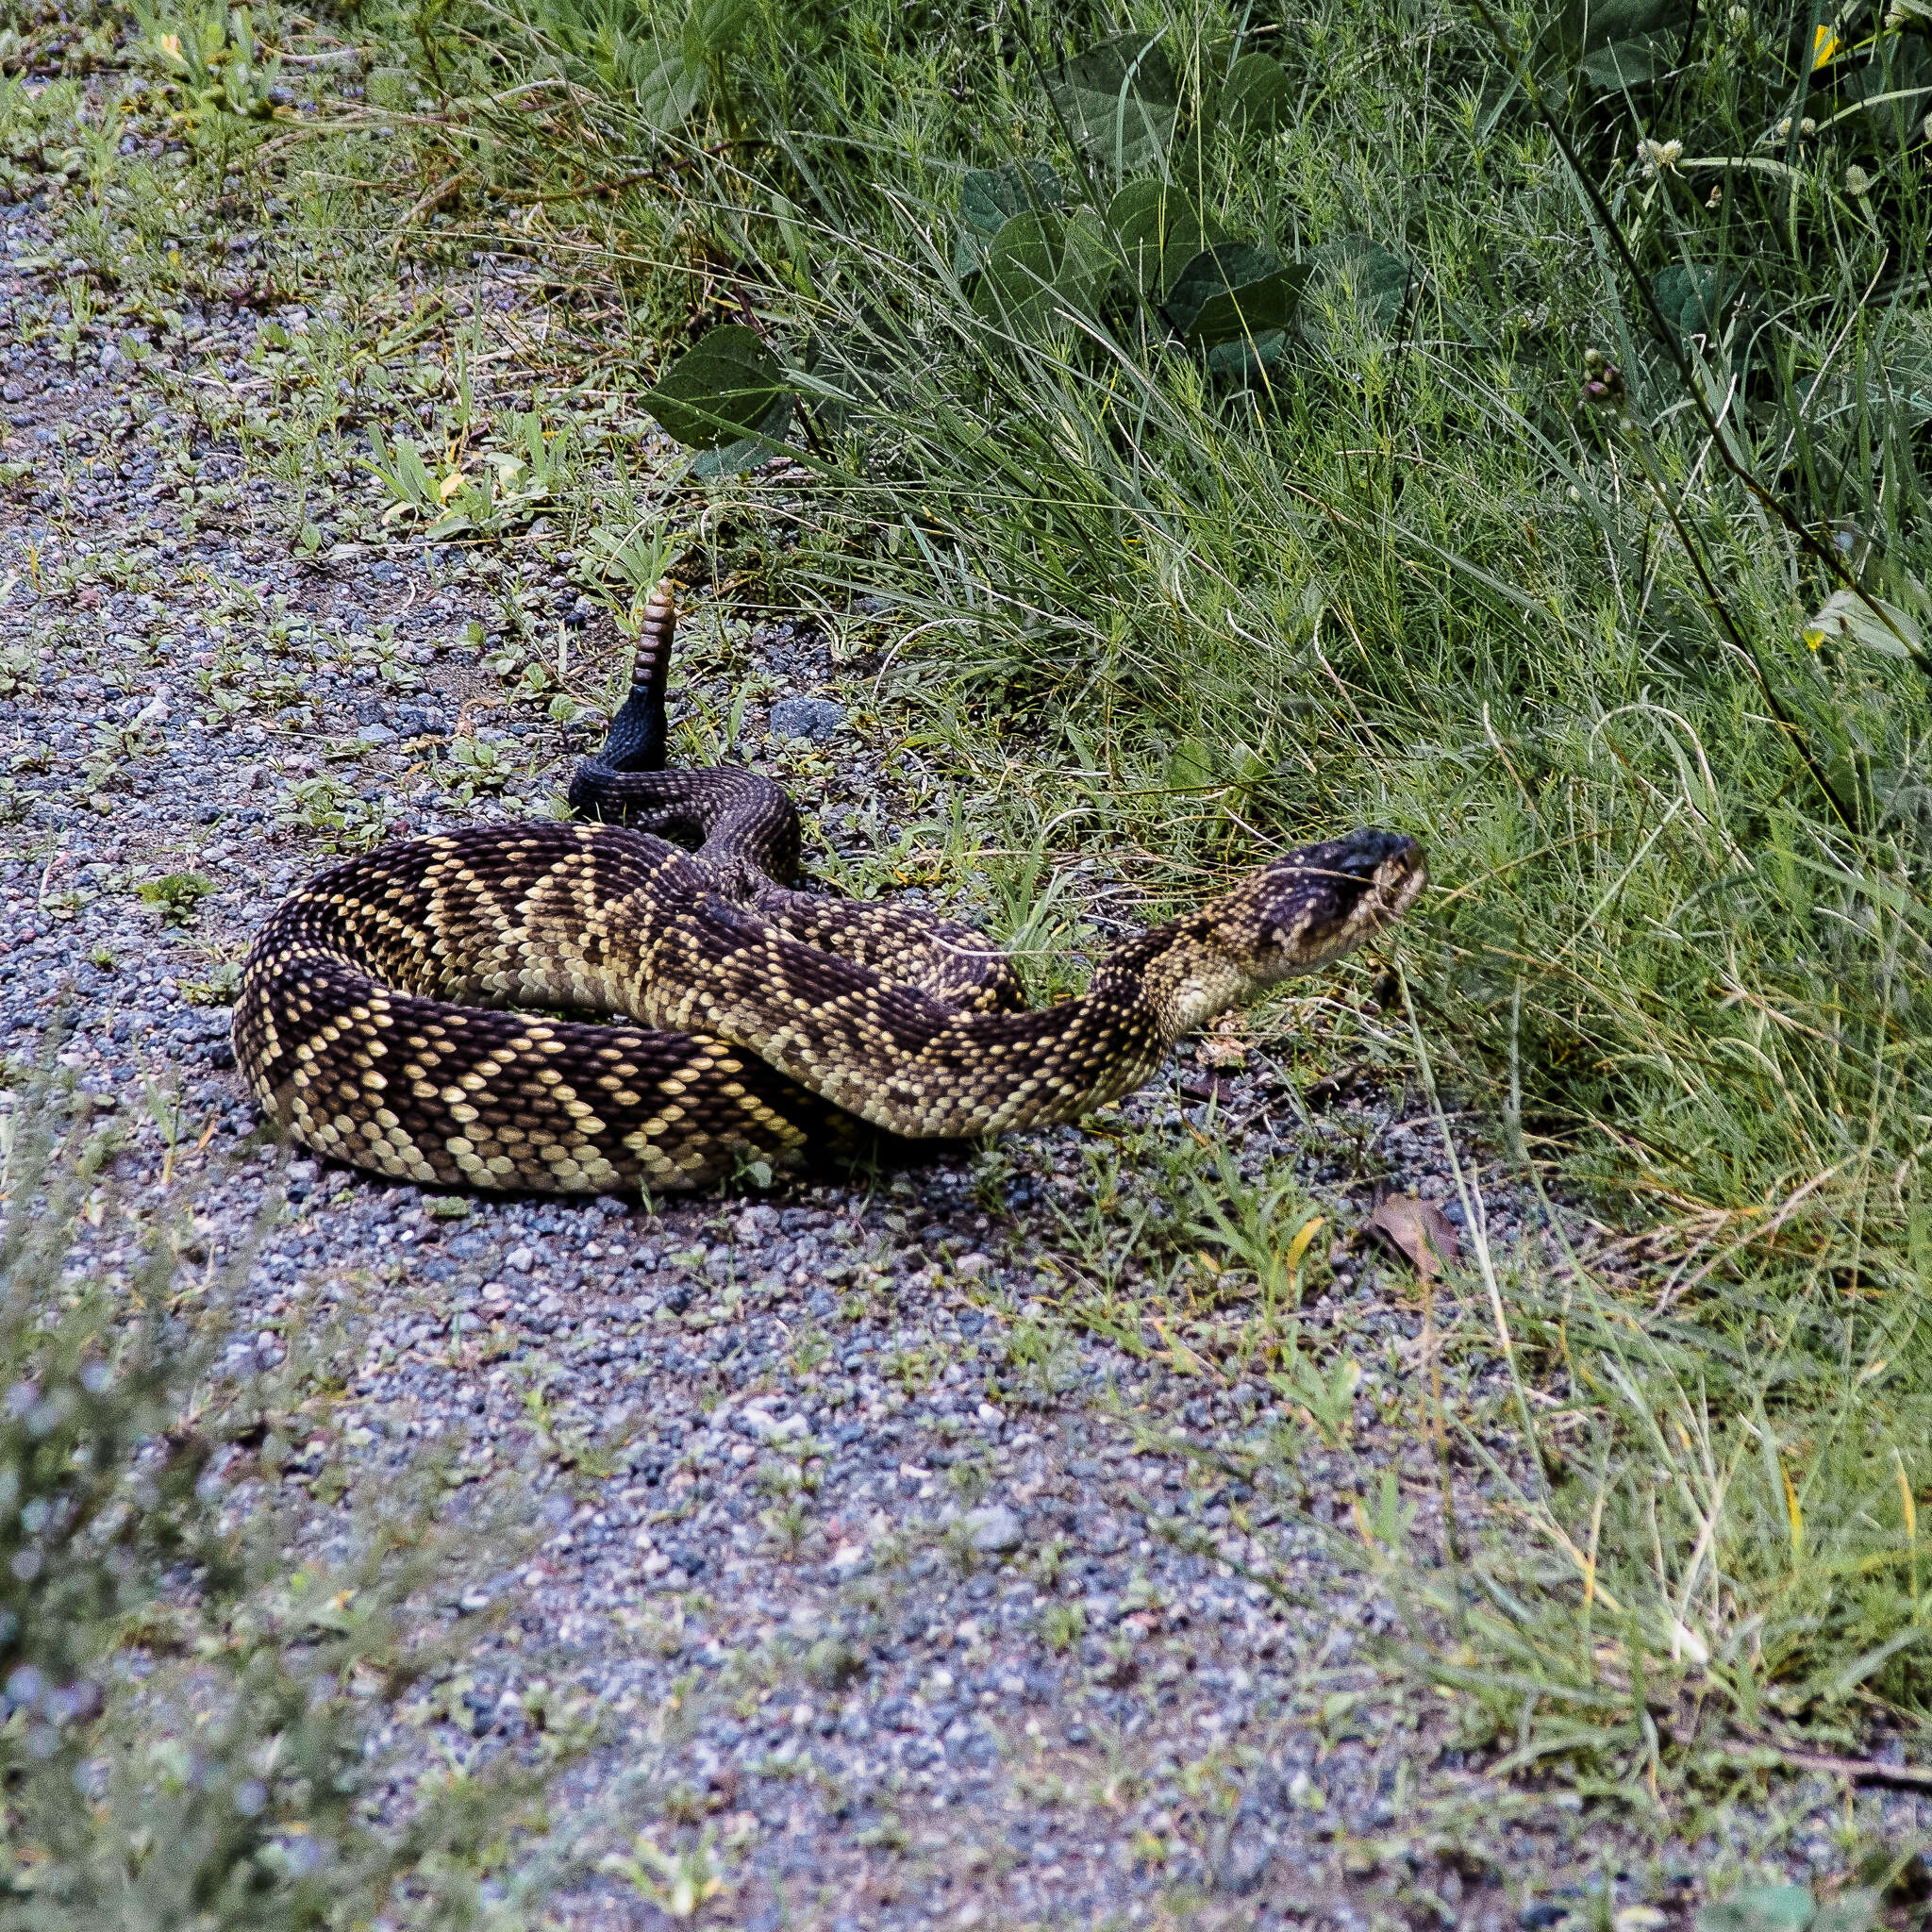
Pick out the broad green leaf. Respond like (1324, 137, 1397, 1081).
(1106, 180, 1224, 298)
(1307, 237, 1414, 332)
(1568, 0, 1687, 51)
(1159, 242, 1308, 349)
(1653, 263, 1736, 341)
(961, 160, 1064, 238)
(967, 211, 1060, 327)
(1048, 31, 1179, 176)
(681, 0, 754, 62)
(1206, 328, 1291, 383)
(691, 392, 794, 477)
(1543, 0, 1688, 92)
(1219, 52, 1292, 131)
(1059, 211, 1124, 313)
(957, 161, 1065, 278)
(967, 210, 1113, 334)
(1579, 34, 1674, 87)
(641, 325, 790, 450)
(618, 0, 754, 127)
(632, 30, 704, 130)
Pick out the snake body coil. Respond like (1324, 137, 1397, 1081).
(232, 586, 1425, 1193)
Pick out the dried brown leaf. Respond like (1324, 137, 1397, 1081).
(1362, 1193, 1460, 1283)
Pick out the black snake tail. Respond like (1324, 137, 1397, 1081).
(568, 580, 804, 890)
(598, 578, 676, 774)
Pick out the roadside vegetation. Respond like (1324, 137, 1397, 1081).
(0, 1081, 547, 1925)
(6, 0, 1932, 1897)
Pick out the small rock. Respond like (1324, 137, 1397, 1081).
(357, 723, 397, 745)
(962, 1504, 1024, 1555)
(1215, 1822, 1275, 1894)
(743, 1408, 809, 1444)
(827, 1541, 870, 1581)
(506, 1245, 535, 1274)
(769, 695, 847, 742)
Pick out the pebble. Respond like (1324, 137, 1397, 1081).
(962, 1504, 1024, 1555)
(768, 695, 847, 741)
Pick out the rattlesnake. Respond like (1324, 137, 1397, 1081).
(232, 585, 1424, 1193)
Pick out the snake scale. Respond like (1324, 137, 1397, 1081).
(232, 584, 1425, 1194)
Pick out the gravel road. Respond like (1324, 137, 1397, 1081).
(4, 187, 1926, 1930)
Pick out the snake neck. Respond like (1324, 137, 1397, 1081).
(1089, 912, 1262, 1046)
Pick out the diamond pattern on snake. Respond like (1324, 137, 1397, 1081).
(232, 583, 1426, 1193)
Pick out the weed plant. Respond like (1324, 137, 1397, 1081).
(0, 1082, 540, 1925)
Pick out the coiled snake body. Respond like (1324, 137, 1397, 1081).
(232, 586, 1425, 1193)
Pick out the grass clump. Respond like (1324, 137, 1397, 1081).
(0, 1086, 540, 1926)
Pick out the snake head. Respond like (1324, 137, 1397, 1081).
(1142, 829, 1426, 1039)
(1231, 828, 1427, 977)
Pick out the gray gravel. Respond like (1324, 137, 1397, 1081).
(4, 190, 1927, 1930)
(769, 695, 849, 743)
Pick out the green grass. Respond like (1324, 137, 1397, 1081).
(16, 0, 1932, 1829)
